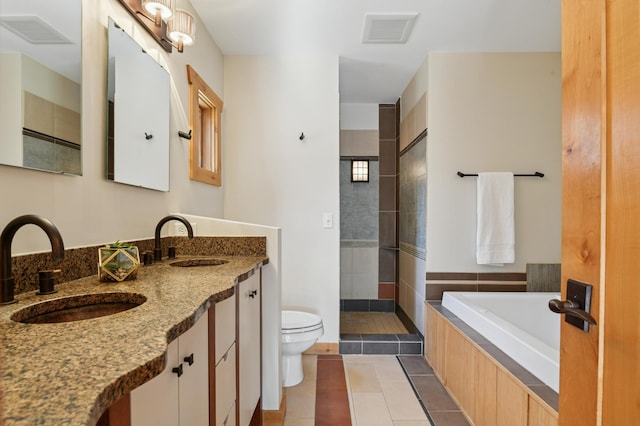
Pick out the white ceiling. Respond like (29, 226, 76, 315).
(190, 0, 561, 104)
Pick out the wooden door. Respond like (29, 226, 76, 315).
(561, 0, 640, 424)
(601, 0, 640, 423)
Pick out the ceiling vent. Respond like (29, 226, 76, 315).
(0, 16, 72, 44)
(362, 13, 419, 44)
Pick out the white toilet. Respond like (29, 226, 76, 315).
(281, 310, 324, 387)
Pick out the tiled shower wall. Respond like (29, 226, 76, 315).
(399, 136, 427, 334)
(378, 103, 400, 303)
(339, 104, 401, 314)
(340, 159, 379, 299)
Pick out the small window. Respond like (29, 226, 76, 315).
(187, 65, 222, 186)
(351, 160, 369, 182)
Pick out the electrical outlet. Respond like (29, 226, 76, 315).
(174, 222, 197, 236)
(176, 223, 188, 235)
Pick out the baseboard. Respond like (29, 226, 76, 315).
(263, 394, 286, 424)
(304, 342, 339, 354)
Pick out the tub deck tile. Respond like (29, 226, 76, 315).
(529, 384, 559, 411)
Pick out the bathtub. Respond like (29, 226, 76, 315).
(442, 291, 560, 392)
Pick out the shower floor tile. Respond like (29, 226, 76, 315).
(340, 311, 409, 334)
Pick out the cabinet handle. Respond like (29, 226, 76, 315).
(223, 351, 229, 362)
(172, 364, 183, 377)
(184, 353, 194, 366)
(249, 289, 258, 298)
(223, 413, 229, 426)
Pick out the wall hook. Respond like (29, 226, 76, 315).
(144, 132, 153, 140)
(178, 130, 192, 140)
(299, 132, 305, 141)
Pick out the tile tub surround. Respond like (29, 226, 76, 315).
(10, 236, 266, 296)
(425, 271, 527, 300)
(0, 255, 268, 425)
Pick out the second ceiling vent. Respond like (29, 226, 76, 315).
(362, 13, 419, 44)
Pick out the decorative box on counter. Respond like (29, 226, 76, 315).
(98, 241, 140, 282)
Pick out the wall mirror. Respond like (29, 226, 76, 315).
(107, 18, 170, 191)
(0, 0, 82, 175)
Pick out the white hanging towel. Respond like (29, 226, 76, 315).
(476, 172, 515, 265)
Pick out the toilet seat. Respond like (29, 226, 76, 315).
(282, 310, 323, 334)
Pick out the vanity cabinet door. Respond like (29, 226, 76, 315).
(237, 272, 261, 426)
(216, 343, 237, 426)
(130, 311, 209, 426)
(215, 295, 236, 363)
(178, 310, 210, 426)
(215, 294, 237, 426)
(130, 339, 180, 425)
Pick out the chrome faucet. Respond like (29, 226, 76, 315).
(0, 215, 65, 304)
(154, 215, 194, 261)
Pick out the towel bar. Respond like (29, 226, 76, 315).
(457, 171, 544, 178)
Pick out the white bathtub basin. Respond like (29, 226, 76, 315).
(442, 291, 560, 392)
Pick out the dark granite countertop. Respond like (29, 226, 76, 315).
(0, 255, 267, 425)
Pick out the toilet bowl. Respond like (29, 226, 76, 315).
(281, 310, 324, 387)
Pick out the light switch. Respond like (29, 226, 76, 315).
(322, 213, 333, 229)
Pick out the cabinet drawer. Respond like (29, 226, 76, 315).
(215, 294, 236, 364)
(218, 401, 236, 426)
(216, 342, 236, 426)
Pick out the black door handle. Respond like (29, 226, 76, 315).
(548, 299, 597, 326)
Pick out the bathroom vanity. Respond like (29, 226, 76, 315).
(0, 254, 267, 426)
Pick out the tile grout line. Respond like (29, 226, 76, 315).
(396, 355, 436, 426)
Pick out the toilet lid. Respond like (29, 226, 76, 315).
(282, 310, 322, 330)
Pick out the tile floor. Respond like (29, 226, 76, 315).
(340, 312, 410, 334)
(281, 354, 468, 425)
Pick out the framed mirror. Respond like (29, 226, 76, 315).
(106, 18, 170, 191)
(0, 0, 82, 175)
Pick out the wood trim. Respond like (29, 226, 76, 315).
(262, 394, 286, 424)
(250, 398, 262, 426)
(303, 342, 339, 355)
(96, 393, 131, 426)
(235, 279, 241, 426)
(186, 64, 223, 186)
(208, 304, 216, 426)
(601, 0, 640, 423)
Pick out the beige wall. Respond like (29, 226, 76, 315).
(223, 55, 341, 343)
(426, 52, 562, 273)
(0, 0, 225, 254)
(22, 54, 81, 113)
(0, 53, 23, 164)
(340, 103, 378, 157)
(400, 58, 428, 152)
